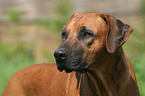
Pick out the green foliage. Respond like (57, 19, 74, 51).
(36, 18, 66, 32)
(36, 0, 71, 32)
(131, 55, 145, 96)
(0, 43, 34, 94)
(6, 9, 21, 22)
(140, 0, 145, 13)
(42, 50, 55, 63)
(53, 0, 71, 17)
(53, 0, 72, 31)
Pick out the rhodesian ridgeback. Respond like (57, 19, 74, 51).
(2, 13, 139, 96)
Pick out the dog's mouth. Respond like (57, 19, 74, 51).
(56, 59, 90, 73)
(57, 65, 72, 73)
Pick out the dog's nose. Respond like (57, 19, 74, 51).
(54, 49, 67, 60)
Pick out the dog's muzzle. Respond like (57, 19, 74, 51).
(54, 48, 71, 72)
(54, 48, 89, 73)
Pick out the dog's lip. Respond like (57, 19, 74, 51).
(57, 66, 64, 72)
(56, 62, 90, 73)
(64, 69, 72, 73)
(57, 65, 72, 73)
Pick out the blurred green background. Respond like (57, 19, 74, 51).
(0, 0, 145, 95)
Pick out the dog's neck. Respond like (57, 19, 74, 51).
(78, 47, 130, 96)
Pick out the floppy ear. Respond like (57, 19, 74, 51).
(101, 14, 133, 53)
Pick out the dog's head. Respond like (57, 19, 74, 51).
(54, 13, 133, 73)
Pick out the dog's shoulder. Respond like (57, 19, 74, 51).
(2, 63, 73, 95)
(17, 63, 77, 95)
(10, 63, 64, 82)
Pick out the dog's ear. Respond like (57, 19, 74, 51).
(101, 14, 133, 53)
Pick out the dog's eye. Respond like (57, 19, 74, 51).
(83, 32, 92, 37)
(62, 32, 66, 37)
(62, 32, 67, 41)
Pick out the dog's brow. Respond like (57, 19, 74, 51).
(62, 28, 67, 33)
(80, 26, 86, 32)
(80, 26, 91, 33)
(80, 26, 93, 34)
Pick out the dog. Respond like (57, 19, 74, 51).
(2, 13, 139, 96)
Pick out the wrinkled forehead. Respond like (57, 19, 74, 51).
(64, 13, 107, 34)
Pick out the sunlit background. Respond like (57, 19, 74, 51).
(0, 0, 145, 95)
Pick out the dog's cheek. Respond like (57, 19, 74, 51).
(84, 40, 103, 64)
(81, 47, 96, 65)
(86, 38, 95, 47)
